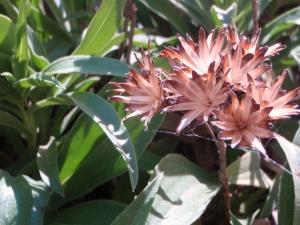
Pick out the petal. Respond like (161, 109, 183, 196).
(272, 87, 300, 109)
(248, 107, 273, 125)
(231, 131, 243, 148)
(176, 109, 205, 134)
(247, 125, 274, 138)
(211, 121, 238, 130)
(241, 128, 267, 154)
(218, 130, 235, 140)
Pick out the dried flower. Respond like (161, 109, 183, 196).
(163, 63, 230, 134)
(108, 47, 168, 129)
(211, 84, 275, 153)
(160, 28, 226, 75)
(248, 70, 300, 120)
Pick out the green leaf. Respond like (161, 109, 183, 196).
(0, 169, 50, 225)
(40, 56, 129, 77)
(66, 91, 138, 190)
(259, 174, 281, 218)
(1, 72, 16, 83)
(226, 151, 272, 188)
(0, 110, 32, 139)
(276, 135, 300, 224)
(230, 210, 259, 225)
(261, 6, 300, 44)
(146, 154, 221, 224)
(0, 15, 15, 55)
(111, 173, 163, 225)
(139, 0, 191, 34)
(13, 73, 65, 90)
(31, 7, 72, 42)
(12, 0, 28, 80)
(45, 200, 126, 225)
(47, 78, 165, 209)
(37, 136, 64, 197)
(211, 3, 237, 27)
(73, 0, 127, 55)
(278, 163, 294, 225)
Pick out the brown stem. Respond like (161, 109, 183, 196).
(204, 122, 231, 222)
(252, 0, 259, 32)
(125, 3, 137, 64)
(116, 0, 131, 59)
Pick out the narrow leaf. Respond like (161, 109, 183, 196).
(111, 173, 163, 225)
(73, 0, 127, 55)
(45, 200, 126, 225)
(146, 154, 221, 224)
(0, 110, 32, 139)
(139, 0, 191, 34)
(67, 91, 138, 190)
(14, 73, 65, 90)
(276, 135, 300, 224)
(0, 169, 50, 225)
(0, 15, 15, 55)
(12, 0, 28, 80)
(37, 136, 64, 197)
(227, 151, 272, 188)
(41, 56, 129, 77)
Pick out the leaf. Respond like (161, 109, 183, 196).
(261, 6, 300, 44)
(67, 91, 138, 190)
(37, 136, 64, 197)
(276, 135, 300, 224)
(45, 200, 126, 225)
(259, 174, 280, 218)
(111, 173, 163, 225)
(73, 0, 127, 55)
(139, 0, 190, 34)
(40, 56, 129, 77)
(211, 3, 237, 27)
(278, 163, 294, 225)
(230, 210, 259, 225)
(0, 169, 50, 225)
(47, 78, 165, 209)
(0, 15, 15, 55)
(12, 0, 28, 80)
(226, 151, 272, 188)
(146, 154, 221, 224)
(0, 110, 32, 139)
(14, 73, 65, 90)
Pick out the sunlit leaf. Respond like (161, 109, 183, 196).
(40, 56, 129, 77)
(14, 73, 65, 90)
(0, 169, 50, 225)
(73, 0, 127, 55)
(111, 173, 163, 225)
(227, 151, 272, 188)
(146, 154, 221, 224)
(12, 0, 28, 80)
(37, 136, 64, 197)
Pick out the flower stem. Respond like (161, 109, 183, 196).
(252, 0, 259, 32)
(204, 121, 231, 222)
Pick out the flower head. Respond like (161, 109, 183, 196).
(160, 28, 227, 75)
(108, 47, 168, 129)
(163, 63, 230, 134)
(211, 84, 275, 154)
(248, 70, 300, 120)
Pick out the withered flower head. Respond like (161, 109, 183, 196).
(163, 63, 230, 134)
(248, 71, 300, 120)
(211, 84, 275, 154)
(160, 28, 226, 75)
(108, 47, 168, 129)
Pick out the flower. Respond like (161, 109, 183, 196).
(248, 70, 300, 120)
(160, 28, 227, 75)
(108, 47, 168, 129)
(211, 84, 275, 154)
(163, 62, 230, 134)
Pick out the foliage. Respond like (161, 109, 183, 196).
(0, 0, 299, 224)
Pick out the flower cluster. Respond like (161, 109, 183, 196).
(108, 26, 300, 153)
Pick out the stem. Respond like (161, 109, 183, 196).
(204, 121, 231, 222)
(252, 0, 259, 32)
